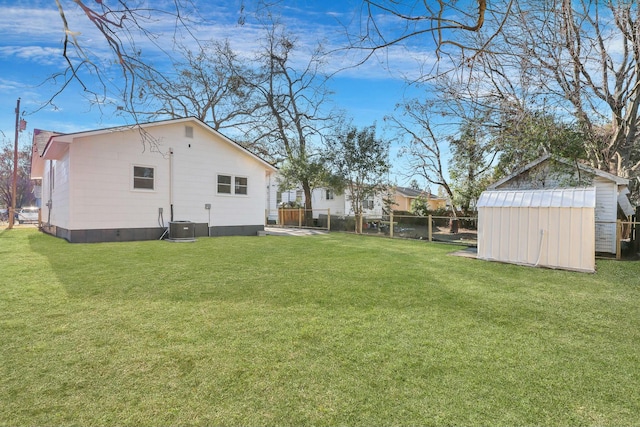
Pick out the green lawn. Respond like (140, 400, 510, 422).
(1, 228, 639, 426)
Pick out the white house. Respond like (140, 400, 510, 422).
(266, 182, 386, 223)
(32, 117, 277, 243)
(486, 154, 633, 254)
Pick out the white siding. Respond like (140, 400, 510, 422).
(344, 190, 385, 218)
(45, 120, 272, 231)
(311, 188, 346, 217)
(42, 153, 72, 230)
(68, 131, 169, 229)
(266, 173, 278, 221)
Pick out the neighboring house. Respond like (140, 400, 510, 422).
(31, 117, 277, 243)
(313, 186, 386, 219)
(266, 182, 386, 221)
(487, 154, 633, 254)
(311, 188, 352, 217)
(392, 186, 447, 212)
(269, 183, 453, 222)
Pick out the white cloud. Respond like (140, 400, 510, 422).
(0, 46, 62, 65)
(0, 6, 62, 41)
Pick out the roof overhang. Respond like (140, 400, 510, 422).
(488, 154, 629, 189)
(39, 117, 278, 172)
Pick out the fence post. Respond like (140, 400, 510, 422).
(298, 208, 303, 228)
(636, 207, 640, 253)
(327, 208, 331, 231)
(616, 220, 622, 260)
(389, 210, 394, 238)
(428, 214, 432, 242)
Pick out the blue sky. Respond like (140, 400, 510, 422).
(0, 0, 437, 185)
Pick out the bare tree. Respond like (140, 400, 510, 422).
(48, 0, 201, 113)
(0, 142, 34, 210)
(488, 0, 640, 182)
(387, 98, 457, 216)
(391, 63, 507, 208)
(246, 22, 335, 222)
(347, 0, 514, 80)
(137, 40, 259, 132)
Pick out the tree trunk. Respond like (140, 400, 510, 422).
(302, 180, 314, 227)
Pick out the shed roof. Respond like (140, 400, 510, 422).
(488, 154, 628, 189)
(477, 187, 596, 209)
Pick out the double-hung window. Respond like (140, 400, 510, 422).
(235, 177, 248, 195)
(217, 175, 232, 194)
(133, 166, 154, 190)
(218, 174, 248, 195)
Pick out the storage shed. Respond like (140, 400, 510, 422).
(488, 155, 632, 254)
(477, 187, 596, 273)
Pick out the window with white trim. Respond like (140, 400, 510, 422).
(235, 177, 248, 195)
(133, 166, 154, 190)
(217, 175, 232, 194)
(217, 174, 248, 195)
(325, 189, 334, 200)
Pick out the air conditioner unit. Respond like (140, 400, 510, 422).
(168, 221, 195, 241)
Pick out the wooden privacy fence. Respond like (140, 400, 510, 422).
(265, 208, 331, 230)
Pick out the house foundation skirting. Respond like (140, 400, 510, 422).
(41, 224, 265, 243)
(206, 225, 264, 237)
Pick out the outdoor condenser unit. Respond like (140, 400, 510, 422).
(168, 221, 195, 241)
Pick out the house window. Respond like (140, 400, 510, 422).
(133, 166, 154, 190)
(326, 189, 334, 200)
(218, 174, 248, 195)
(185, 126, 194, 138)
(296, 190, 303, 203)
(217, 175, 232, 194)
(276, 191, 282, 204)
(362, 198, 374, 210)
(235, 177, 248, 195)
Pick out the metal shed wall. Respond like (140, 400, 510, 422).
(477, 188, 596, 273)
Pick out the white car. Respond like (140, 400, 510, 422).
(17, 207, 39, 224)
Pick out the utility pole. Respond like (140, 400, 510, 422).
(8, 98, 20, 229)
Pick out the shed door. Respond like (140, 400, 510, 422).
(594, 178, 616, 254)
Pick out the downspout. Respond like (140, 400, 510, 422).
(169, 147, 174, 222)
(46, 160, 53, 226)
(206, 203, 211, 237)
